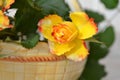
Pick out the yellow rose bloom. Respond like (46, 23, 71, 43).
(38, 12, 98, 61)
(52, 21, 78, 43)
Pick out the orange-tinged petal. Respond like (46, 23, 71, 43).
(0, 10, 9, 25)
(3, 0, 15, 10)
(0, 10, 9, 30)
(48, 40, 75, 56)
(78, 18, 98, 39)
(38, 15, 63, 41)
(65, 39, 89, 61)
(70, 12, 98, 39)
(70, 12, 89, 28)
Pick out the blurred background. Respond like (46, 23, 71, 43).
(77, 0, 120, 80)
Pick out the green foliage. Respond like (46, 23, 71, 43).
(79, 58, 107, 80)
(0, 28, 18, 41)
(85, 37, 103, 44)
(79, 34, 110, 80)
(10, 0, 70, 48)
(11, 0, 70, 34)
(28, 0, 70, 19)
(96, 26, 115, 48)
(11, 0, 44, 34)
(101, 0, 119, 9)
(85, 10, 105, 24)
(21, 33, 40, 48)
(85, 26, 115, 60)
(89, 43, 109, 60)
(80, 8, 115, 80)
(79, 26, 115, 80)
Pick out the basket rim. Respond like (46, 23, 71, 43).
(0, 55, 66, 62)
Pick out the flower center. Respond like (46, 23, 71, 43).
(52, 22, 78, 43)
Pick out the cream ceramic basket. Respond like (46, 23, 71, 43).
(0, 42, 86, 80)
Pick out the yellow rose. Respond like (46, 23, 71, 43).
(38, 12, 98, 61)
(52, 22, 78, 43)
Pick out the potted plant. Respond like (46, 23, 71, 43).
(0, 0, 99, 80)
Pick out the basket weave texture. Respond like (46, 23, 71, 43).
(0, 42, 86, 80)
(0, 59, 86, 80)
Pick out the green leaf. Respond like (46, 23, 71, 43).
(79, 59, 107, 80)
(85, 10, 105, 24)
(79, 26, 115, 80)
(21, 33, 40, 48)
(85, 37, 103, 44)
(11, 0, 70, 34)
(10, 0, 70, 48)
(28, 0, 70, 18)
(101, 0, 119, 9)
(0, 28, 18, 41)
(89, 43, 109, 60)
(79, 42, 109, 80)
(11, 0, 41, 34)
(96, 26, 115, 48)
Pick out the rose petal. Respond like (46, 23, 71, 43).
(48, 40, 75, 56)
(70, 12, 98, 39)
(38, 15, 63, 41)
(52, 21, 78, 43)
(0, 10, 9, 30)
(70, 12, 89, 28)
(65, 39, 89, 61)
(2, 0, 15, 10)
(78, 18, 98, 39)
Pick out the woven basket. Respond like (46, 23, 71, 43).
(0, 42, 86, 80)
